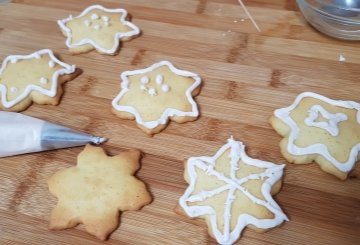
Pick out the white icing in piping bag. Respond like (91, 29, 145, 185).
(237, 0, 261, 32)
(0, 112, 107, 158)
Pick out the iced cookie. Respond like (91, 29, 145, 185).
(178, 137, 288, 245)
(58, 5, 140, 55)
(48, 144, 152, 240)
(112, 61, 202, 135)
(270, 92, 360, 180)
(0, 49, 76, 112)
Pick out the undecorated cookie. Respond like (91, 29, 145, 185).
(48, 144, 152, 240)
(270, 92, 360, 180)
(112, 61, 202, 135)
(178, 137, 288, 245)
(58, 5, 140, 55)
(0, 49, 77, 112)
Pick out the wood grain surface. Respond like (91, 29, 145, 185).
(0, 0, 359, 244)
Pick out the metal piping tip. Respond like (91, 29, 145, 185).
(91, 136, 107, 145)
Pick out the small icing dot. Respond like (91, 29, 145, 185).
(104, 22, 110, 27)
(48, 61, 55, 68)
(148, 88, 157, 96)
(91, 13, 99, 20)
(40, 77, 48, 85)
(10, 57, 17, 64)
(141, 76, 149, 84)
(140, 85, 147, 91)
(93, 24, 101, 30)
(84, 20, 91, 27)
(101, 15, 109, 22)
(156, 74, 163, 85)
(10, 87, 18, 93)
(161, 84, 170, 93)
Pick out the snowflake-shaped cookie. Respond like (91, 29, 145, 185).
(48, 145, 151, 240)
(270, 92, 360, 179)
(58, 5, 140, 55)
(112, 61, 202, 135)
(0, 49, 76, 112)
(179, 138, 288, 245)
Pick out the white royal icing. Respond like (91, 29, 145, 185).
(120, 81, 128, 89)
(179, 137, 288, 245)
(10, 57, 17, 64)
(101, 15, 109, 22)
(91, 13, 99, 20)
(112, 61, 201, 129)
(84, 20, 91, 27)
(39, 77, 48, 85)
(148, 87, 157, 96)
(304, 105, 347, 136)
(141, 76, 149, 84)
(339, 54, 346, 62)
(48, 60, 55, 68)
(10, 87, 18, 93)
(156, 74, 163, 85)
(140, 85, 147, 91)
(161, 84, 170, 93)
(0, 49, 76, 108)
(93, 24, 101, 30)
(274, 92, 360, 173)
(57, 5, 140, 54)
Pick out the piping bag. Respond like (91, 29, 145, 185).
(0, 112, 106, 158)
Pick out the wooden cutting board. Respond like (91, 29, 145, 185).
(0, 0, 359, 244)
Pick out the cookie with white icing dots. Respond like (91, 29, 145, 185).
(112, 61, 202, 135)
(270, 92, 360, 180)
(0, 49, 77, 112)
(58, 5, 140, 55)
(178, 137, 288, 245)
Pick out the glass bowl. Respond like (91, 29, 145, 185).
(296, 0, 360, 40)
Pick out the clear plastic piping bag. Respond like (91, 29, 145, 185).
(0, 112, 106, 157)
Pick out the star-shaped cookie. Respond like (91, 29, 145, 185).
(178, 138, 288, 245)
(270, 92, 360, 179)
(0, 49, 76, 112)
(112, 61, 202, 135)
(48, 145, 152, 240)
(58, 5, 140, 55)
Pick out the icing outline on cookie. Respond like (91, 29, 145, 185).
(0, 49, 75, 109)
(274, 92, 360, 172)
(112, 61, 201, 129)
(179, 137, 288, 245)
(57, 5, 140, 54)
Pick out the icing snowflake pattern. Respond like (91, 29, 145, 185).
(179, 138, 288, 245)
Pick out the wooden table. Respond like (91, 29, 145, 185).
(0, 0, 359, 244)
